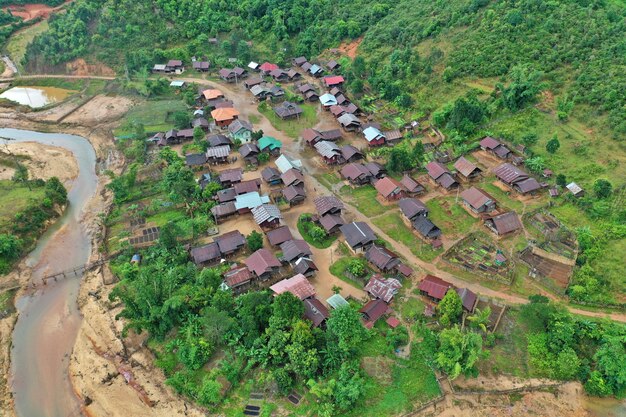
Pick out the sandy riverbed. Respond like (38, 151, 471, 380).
(0, 141, 79, 186)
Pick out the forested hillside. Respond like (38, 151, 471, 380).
(24, 0, 626, 140)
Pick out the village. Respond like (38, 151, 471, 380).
(114, 55, 585, 336)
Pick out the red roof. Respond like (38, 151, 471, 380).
(324, 75, 345, 86)
(374, 177, 402, 198)
(418, 275, 454, 300)
(386, 316, 401, 328)
(260, 62, 279, 72)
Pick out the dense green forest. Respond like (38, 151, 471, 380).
(23, 0, 626, 141)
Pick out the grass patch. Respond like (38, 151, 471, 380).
(425, 197, 477, 237)
(479, 309, 531, 378)
(372, 212, 415, 247)
(399, 297, 425, 322)
(6, 20, 49, 72)
(314, 171, 342, 190)
(0, 180, 46, 230)
(113, 99, 188, 136)
(297, 215, 337, 249)
(341, 185, 387, 217)
(248, 114, 260, 124)
(329, 257, 366, 289)
(257, 102, 318, 139)
(480, 181, 525, 212)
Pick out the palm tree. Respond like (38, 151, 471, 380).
(467, 307, 491, 333)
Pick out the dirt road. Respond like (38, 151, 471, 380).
(171, 75, 626, 323)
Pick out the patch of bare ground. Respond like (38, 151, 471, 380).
(62, 95, 135, 126)
(0, 141, 78, 186)
(433, 381, 592, 417)
(337, 37, 363, 59)
(66, 59, 116, 77)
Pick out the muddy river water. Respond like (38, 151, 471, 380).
(1, 128, 97, 417)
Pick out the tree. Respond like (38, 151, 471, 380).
(546, 135, 560, 154)
(251, 130, 264, 141)
(436, 326, 483, 379)
(257, 152, 270, 164)
(272, 292, 305, 323)
(346, 259, 366, 277)
(12, 164, 28, 183)
(307, 225, 327, 243)
(246, 231, 263, 252)
(593, 179, 612, 199)
(594, 335, 626, 394)
(193, 126, 205, 143)
(499, 65, 544, 111)
(438, 290, 462, 327)
(412, 141, 425, 165)
(173, 111, 191, 129)
(326, 306, 368, 360)
(386, 147, 413, 173)
(525, 156, 545, 174)
(556, 174, 567, 187)
(521, 133, 538, 147)
(196, 377, 222, 406)
(0, 233, 23, 260)
(467, 307, 491, 333)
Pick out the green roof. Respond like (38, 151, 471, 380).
(258, 136, 282, 151)
(326, 294, 349, 309)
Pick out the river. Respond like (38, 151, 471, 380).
(1, 128, 97, 417)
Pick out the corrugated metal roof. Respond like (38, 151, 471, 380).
(363, 126, 384, 142)
(275, 154, 302, 174)
(206, 145, 231, 158)
(252, 204, 282, 225)
(319, 93, 337, 106)
(270, 274, 316, 300)
(258, 136, 282, 151)
(234, 192, 270, 210)
(326, 293, 349, 309)
(314, 141, 341, 158)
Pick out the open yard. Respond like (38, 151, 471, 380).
(258, 102, 318, 139)
(340, 185, 387, 217)
(113, 99, 189, 136)
(425, 197, 477, 237)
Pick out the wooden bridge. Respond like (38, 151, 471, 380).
(39, 258, 109, 285)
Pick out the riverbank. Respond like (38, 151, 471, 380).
(0, 141, 78, 185)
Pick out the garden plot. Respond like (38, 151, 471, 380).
(443, 233, 513, 284)
(525, 210, 578, 259)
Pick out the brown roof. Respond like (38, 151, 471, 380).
(364, 274, 402, 303)
(480, 136, 501, 149)
(456, 287, 477, 312)
(365, 246, 401, 272)
(217, 187, 237, 202)
(303, 298, 329, 327)
(211, 201, 237, 218)
(245, 248, 281, 277)
(281, 168, 304, 186)
(319, 213, 345, 233)
(214, 230, 246, 253)
(280, 239, 312, 262)
(396, 263, 413, 277)
(190, 242, 221, 265)
(486, 211, 522, 235)
(400, 175, 424, 193)
(282, 184, 306, 202)
(426, 161, 450, 179)
(418, 275, 454, 300)
(314, 196, 344, 216)
(234, 179, 261, 195)
(340, 145, 363, 161)
(302, 128, 320, 143)
(384, 129, 403, 141)
(261, 166, 281, 183)
(515, 178, 542, 193)
(266, 226, 293, 246)
(454, 157, 481, 177)
(460, 187, 495, 210)
(359, 299, 389, 323)
(218, 168, 243, 184)
(270, 274, 316, 300)
(493, 163, 528, 184)
(398, 198, 428, 220)
(340, 221, 377, 249)
(340, 163, 371, 181)
(224, 264, 253, 288)
(374, 177, 402, 198)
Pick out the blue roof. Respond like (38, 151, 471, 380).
(170, 80, 185, 87)
(363, 126, 384, 142)
(234, 192, 270, 210)
(309, 64, 322, 73)
(319, 93, 337, 106)
(326, 294, 349, 309)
